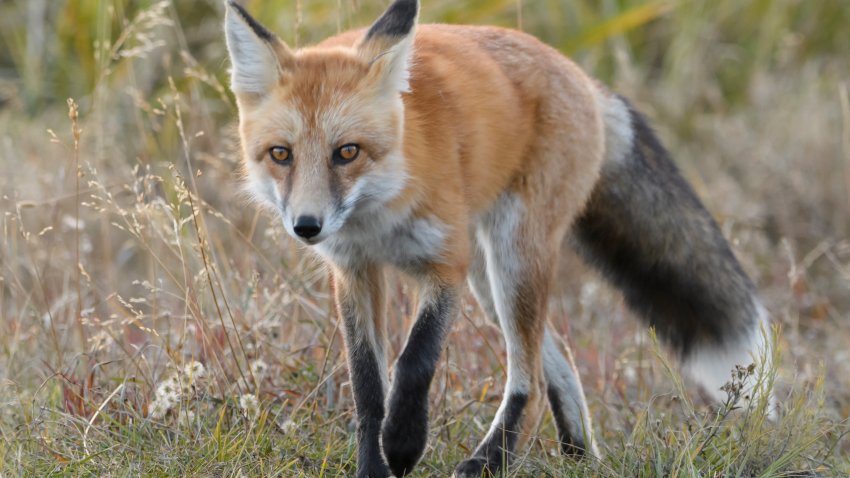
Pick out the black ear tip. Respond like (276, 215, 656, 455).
(227, 0, 275, 43)
(225, 0, 245, 13)
(366, 0, 419, 39)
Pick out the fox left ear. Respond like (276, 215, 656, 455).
(357, 0, 419, 93)
(224, 1, 294, 100)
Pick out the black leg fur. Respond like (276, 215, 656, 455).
(546, 385, 587, 457)
(382, 287, 456, 477)
(339, 291, 391, 478)
(453, 393, 529, 478)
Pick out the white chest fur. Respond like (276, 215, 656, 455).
(315, 207, 448, 272)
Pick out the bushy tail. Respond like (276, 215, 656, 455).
(570, 94, 771, 401)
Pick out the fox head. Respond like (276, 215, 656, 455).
(224, 0, 418, 244)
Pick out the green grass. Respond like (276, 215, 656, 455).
(5, 332, 844, 477)
(1, 0, 849, 476)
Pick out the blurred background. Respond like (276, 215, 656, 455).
(0, 0, 848, 475)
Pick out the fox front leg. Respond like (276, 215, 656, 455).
(332, 265, 391, 478)
(381, 282, 458, 477)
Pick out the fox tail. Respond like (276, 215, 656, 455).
(571, 94, 774, 405)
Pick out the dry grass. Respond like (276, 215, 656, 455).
(0, 1, 848, 476)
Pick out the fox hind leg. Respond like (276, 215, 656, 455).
(542, 328, 597, 456)
(468, 237, 597, 460)
(454, 194, 562, 478)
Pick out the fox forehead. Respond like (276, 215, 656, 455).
(240, 48, 400, 157)
(284, 47, 371, 113)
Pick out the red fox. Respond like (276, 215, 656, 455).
(224, 1, 774, 476)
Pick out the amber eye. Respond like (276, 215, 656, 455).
(269, 146, 292, 165)
(333, 144, 360, 165)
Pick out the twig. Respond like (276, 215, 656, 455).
(68, 98, 87, 350)
(83, 383, 124, 455)
(839, 83, 850, 216)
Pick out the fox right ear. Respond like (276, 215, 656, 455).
(357, 0, 419, 93)
(224, 1, 293, 99)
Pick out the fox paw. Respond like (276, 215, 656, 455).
(356, 461, 392, 478)
(381, 402, 428, 476)
(452, 456, 500, 478)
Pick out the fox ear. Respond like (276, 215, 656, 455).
(357, 0, 419, 93)
(224, 1, 293, 99)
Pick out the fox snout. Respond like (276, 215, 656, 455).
(292, 215, 322, 240)
(280, 168, 349, 244)
(284, 203, 335, 244)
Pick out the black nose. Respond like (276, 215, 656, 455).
(293, 215, 322, 239)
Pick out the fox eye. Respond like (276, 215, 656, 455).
(333, 144, 360, 165)
(269, 146, 292, 165)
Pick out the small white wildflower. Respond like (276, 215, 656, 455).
(155, 376, 176, 398)
(155, 376, 181, 403)
(239, 393, 260, 421)
(183, 361, 205, 380)
(622, 364, 637, 382)
(178, 378, 193, 397)
(250, 359, 268, 380)
(177, 408, 195, 427)
(280, 419, 297, 434)
(148, 399, 169, 419)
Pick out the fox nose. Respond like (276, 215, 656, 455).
(293, 215, 322, 239)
